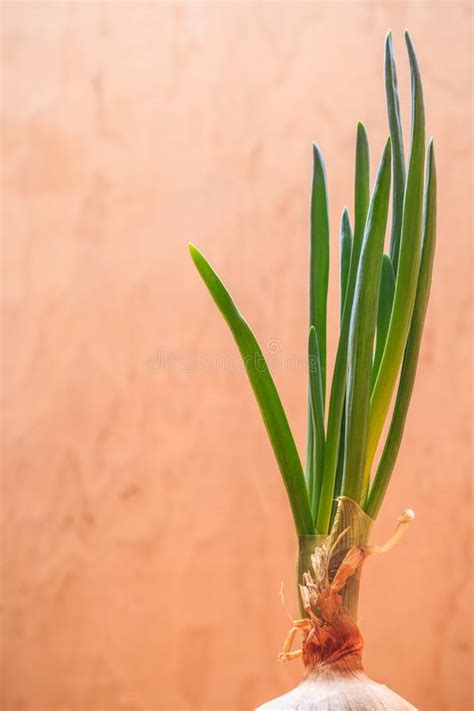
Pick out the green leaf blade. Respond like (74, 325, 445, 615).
(364, 31, 426, 487)
(316, 123, 370, 534)
(309, 143, 330, 402)
(189, 244, 315, 535)
(308, 326, 325, 520)
(385, 30, 407, 273)
(342, 138, 392, 503)
(306, 143, 329, 514)
(340, 208, 353, 323)
(354, 122, 371, 258)
(366, 139, 437, 519)
(372, 254, 396, 387)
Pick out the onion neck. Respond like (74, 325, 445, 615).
(295, 498, 375, 676)
(297, 497, 374, 620)
(297, 534, 321, 617)
(326, 496, 374, 619)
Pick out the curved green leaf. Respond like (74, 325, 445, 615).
(189, 244, 315, 535)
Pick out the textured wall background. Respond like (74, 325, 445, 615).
(1, 2, 472, 710)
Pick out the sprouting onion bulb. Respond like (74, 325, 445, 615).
(189, 29, 436, 711)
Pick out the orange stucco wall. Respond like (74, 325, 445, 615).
(1, 2, 472, 710)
